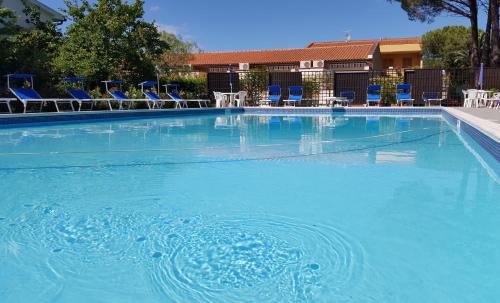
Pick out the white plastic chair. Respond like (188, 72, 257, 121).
(486, 92, 500, 108)
(463, 89, 479, 108)
(477, 90, 489, 107)
(234, 91, 247, 107)
(462, 90, 469, 107)
(213, 91, 225, 108)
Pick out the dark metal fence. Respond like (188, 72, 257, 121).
(405, 69, 444, 105)
(334, 71, 368, 104)
(207, 68, 500, 106)
(207, 72, 240, 96)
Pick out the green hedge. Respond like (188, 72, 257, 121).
(160, 75, 208, 99)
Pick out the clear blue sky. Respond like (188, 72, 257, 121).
(43, 0, 482, 51)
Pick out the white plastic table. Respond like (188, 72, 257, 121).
(221, 93, 239, 107)
(325, 96, 348, 107)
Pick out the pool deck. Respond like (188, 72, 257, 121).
(443, 108, 500, 142)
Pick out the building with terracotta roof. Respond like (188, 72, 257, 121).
(307, 37, 422, 69)
(190, 37, 421, 73)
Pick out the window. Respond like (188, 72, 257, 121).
(403, 58, 413, 68)
(328, 62, 366, 70)
(382, 59, 394, 69)
(209, 67, 229, 73)
(268, 65, 299, 71)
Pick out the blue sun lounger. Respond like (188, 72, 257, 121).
(283, 86, 302, 107)
(65, 78, 112, 111)
(260, 85, 281, 106)
(422, 92, 443, 106)
(396, 84, 414, 106)
(139, 81, 176, 109)
(366, 85, 382, 107)
(103, 80, 150, 110)
(6, 74, 75, 113)
(164, 84, 209, 108)
(339, 91, 355, 107)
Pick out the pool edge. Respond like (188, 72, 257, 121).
(0, 108, 244, 127)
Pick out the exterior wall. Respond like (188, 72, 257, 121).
(197, 61, 378, 73)
(381, 53, 422, 69)
(379, 43, 423, 69)
(195, 53, 418, 73)
(201, 62, 378, 73)
(1, 0, 64, 29)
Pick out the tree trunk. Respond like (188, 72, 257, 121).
(469, 0, 481, 67)
(491, 0, 500, 67)
(482, 0, 492, 66)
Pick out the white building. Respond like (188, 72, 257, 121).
(1, 0, 65, 29)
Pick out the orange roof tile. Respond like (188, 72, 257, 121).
(307, 37, 421, 48)
(190, 43, 378, 66)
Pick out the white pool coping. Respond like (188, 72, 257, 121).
(444, 108, 500, 143)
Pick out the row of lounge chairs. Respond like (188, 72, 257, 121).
(260, 86, 303, 106)
(258, 84, 442, 107)
(1, 74, 209, 114)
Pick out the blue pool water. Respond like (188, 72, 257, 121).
(0, 114, 498, 303)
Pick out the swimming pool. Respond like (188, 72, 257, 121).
(0, 113, 498, 302)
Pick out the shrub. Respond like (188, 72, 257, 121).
(302, 77, 321, 100)
(239, 70, 268, 106)
(370, 72, 404, 106)
(160, 75, 208, 99)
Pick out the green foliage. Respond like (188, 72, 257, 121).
(370, 72, 404, 105)
(0, 0, 18, 35)
(125, 86, 148, 109)
(422, 26, 478, 69)
(302, 76, 322, 99)
(157, 31, 199, 72)
(0, 0, 204, 100)
(54, 0, 168, 90)
(160, 75, 208, 99)
(239, 70, 268, 106)
(388, 0, 482, 67)
(88, 87, 103, 99)
(0, 3, 63, 96)
(124, 86, 143, 99)
(388, 0, 443, 23)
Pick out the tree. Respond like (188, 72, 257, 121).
(489, 0, 500, 66)
(389, 0, 482, 67)
(0, 2, 63, 95)
(55, 0, 168, 90)
(422, 26, 477, 68)
(482, 0, 492, 66)
(157, 31, 200, 71)
(0, 0, 17, 74)
(0, 0, 18, 35)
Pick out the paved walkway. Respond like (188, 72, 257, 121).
(444, 108, 500, 142)
(455, 108, 500, 123)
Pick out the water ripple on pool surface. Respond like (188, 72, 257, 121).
(148, 216, 366, 302)
(0, 208, 375, 302)
(1, 206, 162, 259)
(0, 207, 149, 302)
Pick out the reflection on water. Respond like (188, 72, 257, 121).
(0, 114, 485, 173)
